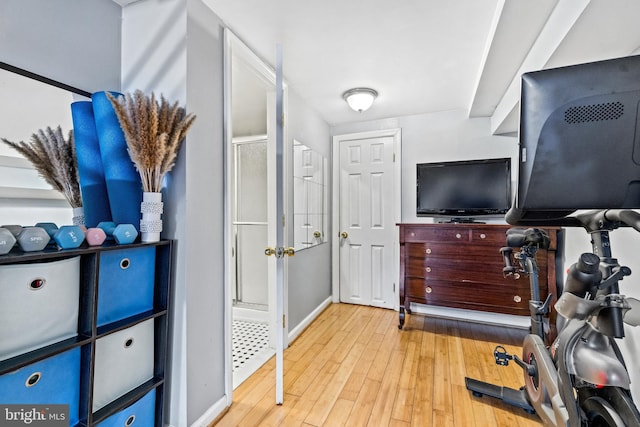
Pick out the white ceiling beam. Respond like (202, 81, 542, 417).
(468, 0, 505, 117)
(490, 0, 592, 135)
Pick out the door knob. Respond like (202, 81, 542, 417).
(265, 246, 295, 257)
(313, 231, 321, 239)
(340, 231, 349, 239)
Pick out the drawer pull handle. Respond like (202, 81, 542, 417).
(410, 232, 415, 237)
(513, 295, 522, 303)
(29, 278, 46, 290)
(26, 372, 41, 387)
(425, 286, 432, 294)
(480, 233, 486, 239)
(425, 248, 431, 254)
(124, 337, 134, 348)
(126, 415, 136, 426)
(120, 258, 131, 270)
(425, 267, 431, 273)
(455, 233, 461, 239)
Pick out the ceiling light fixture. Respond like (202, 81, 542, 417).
(342, 87, 378, 112)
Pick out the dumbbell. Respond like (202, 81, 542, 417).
(1, 224, 23, 237)
(53, 225, 86, 249)
(16, 226, 50, 252)
(84, 227, 107, 246)
(113, 224, 138, 245)
(97, 221, 138, 245)
(97, 221, 116, 241)
(0, 227, 17, 255)
(35, 222, 59, 239)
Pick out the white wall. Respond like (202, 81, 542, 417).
(121, 0, 226, 425)
(286, 89, 332, 332)
(331, 109, 518, 224)
(0, 0, 121, 92)
(0, 0, 121, 227)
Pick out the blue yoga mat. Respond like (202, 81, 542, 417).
(71, 100, 113, 227)
(92, 91, 142, 230)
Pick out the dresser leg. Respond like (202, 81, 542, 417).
(398, 307, 405, 329)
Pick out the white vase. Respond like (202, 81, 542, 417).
(72, 206, 85, 226)
(140, 191, 163, 242)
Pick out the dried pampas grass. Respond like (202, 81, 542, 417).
(107, 90, 196, 193)
(2, 126, 82, 208)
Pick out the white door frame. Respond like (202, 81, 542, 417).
(331, 128, 402, 310)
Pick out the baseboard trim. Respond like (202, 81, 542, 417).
(410, 302, 530, 329)
(189, 394, 229, 427)
(288, 297, 332, 343)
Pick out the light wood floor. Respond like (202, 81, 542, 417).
(212, 303, 542, 427)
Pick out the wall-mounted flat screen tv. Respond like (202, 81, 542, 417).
(416, 158, 512, 218)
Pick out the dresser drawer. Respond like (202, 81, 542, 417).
(405, 256, 548, 286)
(405, 278, 542, 316)
(405, 241, 526, 261)
(402, 226, 470, 243)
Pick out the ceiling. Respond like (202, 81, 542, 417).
(203, 0, 640, 134)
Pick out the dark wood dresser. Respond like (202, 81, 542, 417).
(398, 223, 563, 331)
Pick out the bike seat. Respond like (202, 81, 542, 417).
(505, 228, 550, 249)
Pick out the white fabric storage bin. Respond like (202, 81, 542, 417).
(93, 318, 154, 411)
(0, 256, 80, 360)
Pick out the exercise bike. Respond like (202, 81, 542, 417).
(465, 209, 640, 426)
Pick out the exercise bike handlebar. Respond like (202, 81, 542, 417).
(508, 208, 640, 233)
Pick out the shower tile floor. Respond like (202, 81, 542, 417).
(232, 320, 273, 388)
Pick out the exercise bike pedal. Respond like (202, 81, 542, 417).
(494, 345, 512, 366)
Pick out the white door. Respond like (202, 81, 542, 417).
(334, 129, 401, 309)
(224, 31, 288, 405)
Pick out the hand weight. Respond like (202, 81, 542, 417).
(97, 221, 116, 240)
(53, 225, 86, 249)
(85, 227, 107, 246)
(17, 227, 50, 252)
(113, 224, 138, 245)
(0, 227, 17, 255)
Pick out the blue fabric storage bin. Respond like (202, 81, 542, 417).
(96, 388, 155, 427)
(97, 247, 156, 326)
(0, 347, 81, 426)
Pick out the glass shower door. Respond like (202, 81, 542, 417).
(232, 137, 268, 310)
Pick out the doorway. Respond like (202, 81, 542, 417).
(332, 129, 402, 309)
(224, 32, 279, 390)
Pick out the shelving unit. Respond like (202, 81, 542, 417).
(0, 240, 172, 426)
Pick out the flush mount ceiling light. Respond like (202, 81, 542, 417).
(342, 87, 378, 112)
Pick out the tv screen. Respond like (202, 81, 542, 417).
(416, 158, 511, 218)
(507, 55, 640, 224)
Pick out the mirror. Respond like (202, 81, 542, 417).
(293, 139, 328, 250)
(0, 62, 90, 225)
